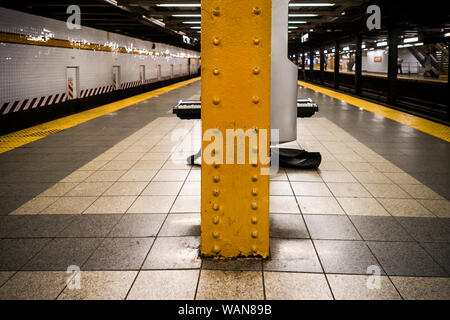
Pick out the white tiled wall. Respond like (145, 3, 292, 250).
(0, 7, 200, 107)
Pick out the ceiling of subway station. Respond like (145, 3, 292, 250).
(3, 1, 450, 51)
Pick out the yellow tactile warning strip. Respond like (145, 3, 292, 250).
(0, 77, 200, 154)
(201, 0, 271, 258)
(298, 80, 450, 142)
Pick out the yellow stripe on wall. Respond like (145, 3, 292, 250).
(0, 77, 200, 154)
(298, 80, 450, 142)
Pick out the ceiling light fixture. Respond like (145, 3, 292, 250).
(157, 4, 201, 7)
(289, 3, 335, 7)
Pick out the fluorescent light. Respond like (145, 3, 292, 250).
(343, 46, 350, 51)
(156, 4, 200, 7)
(190, 26, 201, 29)
(445, 32, 450, 37)
(289, 3, 335, 7)
(182, 21, 201, 24)
(289, 21, 307, 24)
(289, 26, 298, 29)
(361, 44, 366, 49)
(172, 14, 201, 18)
(377, 41, 387, 47)
(414, 42, 424, 46)
(404, 37, 419, 43)
(324, 50, 328, 54)
(289, 14, 318, 17)
(315, 51, 320, 55)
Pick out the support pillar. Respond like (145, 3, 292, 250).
(387, 30, 399, 104)
(310, 48, 314, 81)
(355, 35, 363, 95)
(334, 40, 340, 89)
(320, 45, 325, 85)
(201, 0, 271, 258)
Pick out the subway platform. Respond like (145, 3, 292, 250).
(0, 79, 449, 300)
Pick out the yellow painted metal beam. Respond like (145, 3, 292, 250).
(201, 0, 272, 258)
(0, 77, 200, 154)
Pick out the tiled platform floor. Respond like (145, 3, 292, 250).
(0, 83, 449, 300)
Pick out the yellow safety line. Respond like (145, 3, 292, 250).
(298, 80, 450, 142)
(0, 77, 200, 154)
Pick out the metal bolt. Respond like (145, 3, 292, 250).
(253, 38, 260, 45)
(213, 216, 220, 224)
(213, 68, 220, 76)
(213, 175, 220, 182)
(253, 67, 261, 75)
(213, 7, 220, 16)
(213, 245, 221, 253)
(252, 188, 258, 196)
(252, 96, 260, 104)
(213, 97, 221, 105)
(252, 230, 258, 238)
(213, 37, 220, 46)
(251, 202, 258, 210)
(212, 231, 220, 239)
(251, 245, 258, 254)
(213, 189, 220, 197)
(253, 7, 261, 15)
(251, 216, 258, 224)
(213, 163, 221, 169)
(213, 203, 219, 211)
(252, 175, 258, 182)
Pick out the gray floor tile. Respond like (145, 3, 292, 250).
(367, 241, 447, 277)
(159, 213, 200, 236)
(264, 272, 333, 300)
(58, 271, 137, 300)
(142, 236, 201, 269)
(304, 215, 361, 240)
(391, 277, 450, 300)
(127, 270, 199, 300)
(202, 259, 262, 271)
(109, 214, 166, 237)
(263, 239, 322, 273)
(327, 274, 401, 300)
(0, 271, 67, 300)
(57, 214, 122, 237)
(83, 238, 154, 270)
(314, 240, 382, 275)
(0, 238, 51, 270)
(396, 217, 450, 242)
(196, 270, 263, 300)
(349, 216, 413, 241)
(0, 215, 77, 238)
(270, 214, 309, 239)
(419, 242, 450, 274)
(23, 238, 103, 271)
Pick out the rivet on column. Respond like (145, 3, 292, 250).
(252, 175, 258, 182)
(253, 38, 260, 45)
(253, 7, 261, 15)
(213, 97, 221, 105)
(213, 245, 221, 253)
(251, 216, 258, 224)
(212, 231, 220, 239)
(213, 189, 220, 197)
(213, 7, 220, 16)
(251, 202, 258, 210)
(253, 67, 261, 75)
(251, 230, 258, 238)
(213, 68, 220, 76)
(212, 203, 220, 211)
(213, 37, 220, 46)
(213, 216, 220, 224)
(213, 175, 220, 183)
(252, 188, 258, 196)
(252, 96, 260, 104)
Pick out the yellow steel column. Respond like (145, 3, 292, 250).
(201, 0, 272, 258)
